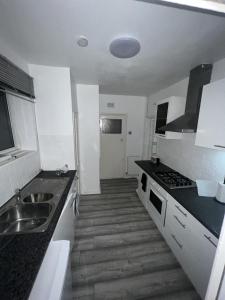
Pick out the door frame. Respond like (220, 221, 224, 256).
(73, 112, 80, 193)
(100, 113, 127, 179)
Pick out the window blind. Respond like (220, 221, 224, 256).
(0, 54, 35, 98)
(0, 91, 14, 151)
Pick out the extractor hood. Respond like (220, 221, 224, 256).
(159, 64, 212, 133)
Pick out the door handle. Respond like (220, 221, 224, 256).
(175, 205, 187, 217)
(204, 234, 217, 247)
(72, 194, 79, 216)
(173, 215, 186, 229)
(70, 193, 76, 207)
(171, 234, 183, 249)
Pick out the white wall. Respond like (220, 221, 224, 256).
(0, 152, 41, 207)
(147, 58, 225, 182)
(29, 64, 75, 170)
(76, 84, 100, 195)
(100, 94, 146, 162)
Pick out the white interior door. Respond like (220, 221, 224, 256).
(100, 114, 126, 179)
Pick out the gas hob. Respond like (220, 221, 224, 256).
(154, 171, 196, 189)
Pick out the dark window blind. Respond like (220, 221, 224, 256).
(0, 54, 35, 98)
(0, 92, 14, 151)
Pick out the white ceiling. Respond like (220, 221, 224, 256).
(1, 0, 225, 96)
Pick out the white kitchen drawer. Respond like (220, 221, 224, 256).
(164, 223, 187, 267)
(166, 195, 189, 223)
(165, 195, 218, 299)
(184, 215, 218, 298)
(164, 202, 188, 262)
(165, 203, 188, 234)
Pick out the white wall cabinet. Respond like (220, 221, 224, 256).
(195, 78, 225, 151)
(155, 96, 186, 140)
(164, 194, 218, 299)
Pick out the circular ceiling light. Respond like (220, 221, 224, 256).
(77, 36, 88, 47)
(109, 37, 140, 58)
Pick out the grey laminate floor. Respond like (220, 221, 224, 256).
(72, 178, 200, 300)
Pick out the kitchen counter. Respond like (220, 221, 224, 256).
(0, 170, 76, 300)
(136, 160, 225, 239)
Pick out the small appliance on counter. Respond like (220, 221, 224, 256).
(196, 179, 218, 197)
(216, 180, 225, 204)
(196, 178, 225, 203)
(151, 155, 160, 166)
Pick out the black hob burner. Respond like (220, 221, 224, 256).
(154, 171, 196, 189)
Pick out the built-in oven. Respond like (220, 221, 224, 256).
(148, 182, 167, 232)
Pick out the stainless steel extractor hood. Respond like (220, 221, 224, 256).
(160, 64, 213, 133)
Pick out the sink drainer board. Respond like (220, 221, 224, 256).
(23, 193, 54, 203)
(0, 177, 69, 235)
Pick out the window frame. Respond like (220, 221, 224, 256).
(0, 92, 17, 155)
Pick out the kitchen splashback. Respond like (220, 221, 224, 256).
(157, 134, 225, 182)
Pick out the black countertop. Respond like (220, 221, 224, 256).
(0, 170, 76, 300)
(136, 160, 225, 239)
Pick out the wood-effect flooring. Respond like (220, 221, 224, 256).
(72, 178, 200, 300)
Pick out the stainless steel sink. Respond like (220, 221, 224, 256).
(0, 177, 69, 235)
(23, 193, 53, 203)
(0, 203, 53, 234)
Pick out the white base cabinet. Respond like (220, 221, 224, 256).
(52, 178, 78, 248)
(164, 195, 218, 299)
(29, 240, 72, 300)
(136, 169, 218, 299)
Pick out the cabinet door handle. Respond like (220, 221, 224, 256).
(214, 145, 225, 149)
(174, 215, 186, 229)
(171, 234, 183, 249)
(175, 205, 187, 217)
(204, 234, 217, 248)
(70, 193, 76, 207)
